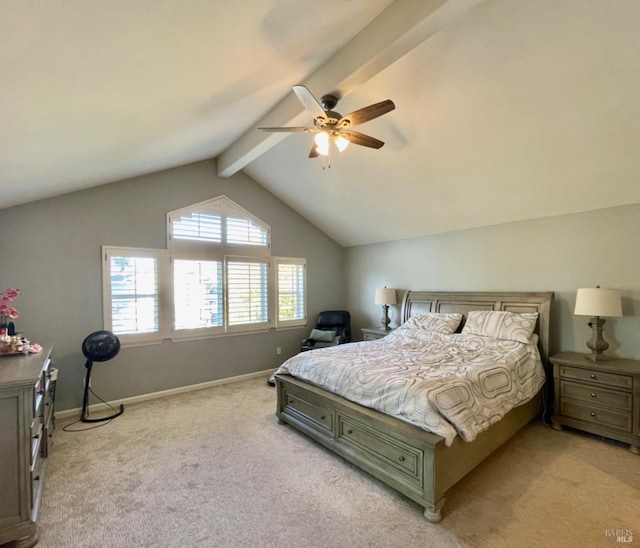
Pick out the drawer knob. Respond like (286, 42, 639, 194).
(591, 412, 596, 417)
(591, 393, 596, 398)
(34, 475, 40, 482)
(33, 434, 39, 439)
(320, 415, 326, 420)
(398, 456, 405, 462)
(590, 374, 596, 379)
(347, 429, 353, 435)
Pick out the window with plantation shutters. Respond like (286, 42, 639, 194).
(103, 196, 306, 346)
(276, 258, 306, 328)
(173, 258, 223, 332)
(172, 212, 222, 243)
(102, 247, 168, 344)
(226, 258, 270, 329)
(226, 216, 268, 246)
(168, 196, 269, 254)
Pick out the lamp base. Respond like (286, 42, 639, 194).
(585, 351, 611, 362)
(584, 316, 612, 362)
(379, 305, 391, 331)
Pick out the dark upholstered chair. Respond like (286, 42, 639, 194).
(300, 310, 351, 352)
(268, 310, 352, 386)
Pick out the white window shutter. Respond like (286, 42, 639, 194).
(276, 258, 307, 328)
(226, 258, 271, 330)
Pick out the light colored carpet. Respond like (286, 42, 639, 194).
(39, 376, 639, 548)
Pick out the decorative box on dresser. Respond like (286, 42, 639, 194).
(361, 327, 395, 341)
(550, 351, 640, 455)
(0, 346, 54, 547)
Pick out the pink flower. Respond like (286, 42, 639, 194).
(0, 288, 21, 323)
(2, 288, 20, 301)
(29, 343, 42, 354)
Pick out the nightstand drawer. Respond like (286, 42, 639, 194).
(559, 365, 632, 390)
(361, 328, 394, 341)
(560, 381, 632, 412)
(560, 401, 632, 432)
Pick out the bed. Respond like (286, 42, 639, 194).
(274, 290, 553, 522)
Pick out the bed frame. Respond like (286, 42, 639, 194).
(275, 290, 553, 522)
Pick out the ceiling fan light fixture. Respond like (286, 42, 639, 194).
(261, 85, 395, 160)
(314, 131, 330, 156)
(334, 135, 350, 152)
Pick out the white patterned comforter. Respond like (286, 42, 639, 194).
(275, 325, 545, 446)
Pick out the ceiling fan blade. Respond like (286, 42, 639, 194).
(292, 85, 327, 121)
(341, 130, 385, 149)
(258, 126, 312, 132)
(339, 100, 395, 127)
(308, 145, 319, 158)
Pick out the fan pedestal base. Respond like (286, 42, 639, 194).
(80, 330, 124, 423)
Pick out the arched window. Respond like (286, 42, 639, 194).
(102, 196, 306, 345)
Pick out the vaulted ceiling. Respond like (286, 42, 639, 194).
(3, 0, 640, 246)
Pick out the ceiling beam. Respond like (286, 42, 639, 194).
(217, 0, 483, 177)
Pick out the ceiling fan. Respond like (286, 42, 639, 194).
(259, 85, 395, 158)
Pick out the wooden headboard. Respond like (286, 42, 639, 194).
(401, 291, 554, 364)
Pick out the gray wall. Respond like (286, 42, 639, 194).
(346, 203, 640, 360)
(0, 160, 344, 411)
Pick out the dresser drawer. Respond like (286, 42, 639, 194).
(283, 389, 334, 434)
(560, 381, 632, 412)
(559, 365, 632, 391)
(30, 451, 44, 513)
(560, 401, 632, 432)
(31, 423, 43, 464)
(337, 416, 423, 485)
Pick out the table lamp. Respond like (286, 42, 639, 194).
(574, 286, 622, 362)
(375, 287, 397, 331)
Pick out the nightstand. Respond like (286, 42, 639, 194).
(550, 351, 640, 455)
(361, 327, 395, 341)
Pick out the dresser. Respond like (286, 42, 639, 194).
(0, 346, 54, 547)
(550, 351, 640, 455)
(361, 327, 395, 341)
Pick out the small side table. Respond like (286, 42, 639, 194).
(361, 327, 395, 341)
(550, 351, 640, 455)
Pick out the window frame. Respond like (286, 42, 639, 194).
(102, 246, 170, 346)
(167, 195, 271, 257)
(275, 257, 307, 329)
(103, 197, 307, 347)
(169, 251, 226, 340)
(224, 255, 274, 334)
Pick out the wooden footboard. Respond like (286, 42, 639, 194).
(276, 373, 542, 522)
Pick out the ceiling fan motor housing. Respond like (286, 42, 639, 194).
(320, 94, 339, 110)
(319, 94, 343, 123)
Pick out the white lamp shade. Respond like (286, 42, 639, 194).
(574, 288, 622, 317)
(375, 288, 397, 305)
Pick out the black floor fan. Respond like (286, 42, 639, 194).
(80, 330, 124, 423)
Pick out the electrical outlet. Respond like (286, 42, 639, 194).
(276, 347, 282, 355)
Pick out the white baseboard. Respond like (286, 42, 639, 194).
(56, 368, 277, 421)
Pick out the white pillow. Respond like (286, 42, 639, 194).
(405, 313, 463, 335)
(462, 310, 538, 344)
